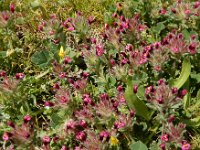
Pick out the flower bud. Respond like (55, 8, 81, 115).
(161, 134, 169, 142)
(76, 131, 86, 141)
(61, 145, 68, 150)
(168, 115, 175, 123)
(160, 143, 166, 150)
(7, 121, 15, 128)
(10, 3, 15, 13)
(44, 101, 54, 107)
(42, 136, 51, 145)
(181, 141, 191, 150)
(23, 114, 32, 123)
(59, 72, 66, 78)
(53, 83, 60, 90)
(2, 132, 11, 141)
(157, 79, 165, 85)
(180, 89, 187, 97)
(99, 131, 110, 141)
(0, 71, 6, 77)
(172, 87, 178, 94)
(133, 85, 138, 93)
(64, 56, 72, 64)
(16, 73, 25, 79)
(117, 85, 123, 92)
(79, 120, 87, 128)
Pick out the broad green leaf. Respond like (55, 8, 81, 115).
(171, 57, 191, 89)
(125, 82, 151, 120)
(130, 141, 148, 150)
(31, 50, 51, 68)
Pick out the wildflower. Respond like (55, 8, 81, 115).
(10, 3, 15, 13)
(117, 85, 123, 92)
(15, 73, 25, 79)
(159, 9, 167, 15)
(179, 89, 187, 98)
(161, 134, 169, 142)
(110, 136, 119, 146)
(82, 72, 89, 79)
(7, 121, 15, 128)
(99, 131, 110, 141)
(133, 85, 138, 93)
(38, 24, 44, 31)
(76, 131, 87, 141)
(0, 70, 6, 77)
(181, 141, 191, 150)
(53, 83, 60, 90)
(160, 143, 166, 150)
(3, 132, 11, 141)
(79, 120, 87, 129)
(168, 115, 175, 123)
(61, 145, 68, 150)
(88, 16, 95, 24)
(96, 44, 104, 56)
(58, 46, 65, 58)
(83, 94, 92, 105)
(23, 115, 32, 123)
(42, 136, 51, 145)
(59, 72, 66, 78)
(2, 12, 9, 21)
(172, 87, 178, 94)
(44, 101, 54, 107)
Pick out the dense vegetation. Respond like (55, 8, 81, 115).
(0, 0, 200, 149)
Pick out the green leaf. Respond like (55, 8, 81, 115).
(30, 0, 40, 9)
(155, 22, 165, 34)
(125, 82, 152, 120)
(130, 141, 148, 150)
(183, 79, 190, 109)
(31, 50, 51, 68)
(182, 29, 190, 40)
(170, 57, 191, 89)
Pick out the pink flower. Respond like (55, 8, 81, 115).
(16, 73, 25, 79)
(181, 141, 191, 150)
(42, 136, 51, 145)
(10, 3, 15, 13)
(96, 44, 104, 56)
(7, 121, 15, 128)
(159, 9, 167, 15)
(161, 134, 169, 142)
(133, 85, 138, 93)
(184, 10, 191, 15)
(53, 83, 60, 90)
(2, 12, 9, 21)
(44, 101, 54, 107)
(0, 71, 6, 77)
(61, 145, 68, 150)
(3, 132, 11, 141)
(59, 72, 66, 78)
(23, 114, 32, 123)
(160, 143, 166, 150)
(38, 24, 44, 31)
(76, 131, 87, 141)
(64, 56, 72, 64)
(99, 131, 110, 141)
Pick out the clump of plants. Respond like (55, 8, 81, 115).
(0, 0, 200, 150)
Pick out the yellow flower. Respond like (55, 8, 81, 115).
(110, 136, 119, 146)
(58, 46, 65, 58)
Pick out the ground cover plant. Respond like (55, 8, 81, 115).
(0, 0, 200, 149)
